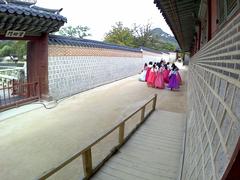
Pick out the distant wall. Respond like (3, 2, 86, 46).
(142, 50, 176, 63)
(169, 52, 176, 62)
(183, 13, 240, 180)
(48, 40, 145, 99)
(47, 36, 176, 100)
(183, 54, 190, 65)
(142, 50, 163, 63)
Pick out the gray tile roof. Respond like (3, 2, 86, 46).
(49, 35, 142, 53)
(0, 1, 67, 22)
(0, 0, 67, 35)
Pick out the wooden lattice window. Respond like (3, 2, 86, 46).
(219, 0, 225, 23)
(227, 0, 237, 14)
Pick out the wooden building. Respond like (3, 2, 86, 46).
(154, 0, 240, 179)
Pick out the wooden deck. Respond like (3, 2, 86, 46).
(92, 110, 186, 180)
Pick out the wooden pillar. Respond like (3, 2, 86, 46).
(152, 94, 157, 110)
(208, 0, 218, 39)
(141, 105, 145, 122)
(176, 51, 178, 61)
(207, 0, 212, 41)
(27, 33, 49, 99)
(82, 148, 93, 178)
(182, 52, 185, 62)
(198, 22, 202, 50)
(119, 122, 125, 145)
(223, 138, 240, 180)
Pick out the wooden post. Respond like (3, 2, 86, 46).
(141, 106, 145, 122)
(152, 94, 157, 110)
(119, 122, 125, 145)
(82, 148, 92, 178)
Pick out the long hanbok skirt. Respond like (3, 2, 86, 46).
(139, 70, 147, 81)
(155, 72, 165, 89)
(163, 69, 170, 83)
(176, 72, 182, 85)
(145, 68, 151, 81)
(147, 71, 156, 87)
(168, 74, 179, 89)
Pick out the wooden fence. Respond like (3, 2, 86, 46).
(0, 80, 40, 110)
(38, 94, 157, 180)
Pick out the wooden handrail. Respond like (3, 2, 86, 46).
(38, 94, 157, 180)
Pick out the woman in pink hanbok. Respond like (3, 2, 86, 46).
(147, 64, 157, 87)
(155, 64, 165, 89)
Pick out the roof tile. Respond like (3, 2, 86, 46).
(49, 35, 142, 53)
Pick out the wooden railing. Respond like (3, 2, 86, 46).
(38, 94, 157, 180)
(0, 80, 40, 110)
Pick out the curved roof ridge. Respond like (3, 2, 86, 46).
(0, 2, 67, 22)
(6, 0, 36, 6)
(31, 6, 62, 14)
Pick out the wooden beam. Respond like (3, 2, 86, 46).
(82, 148, 93, 178)
(119, 122, 125, 145)
(152, 94, 157, 110)
(141, 105, 145, 122)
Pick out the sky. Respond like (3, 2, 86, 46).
(36, 0, 173, 41)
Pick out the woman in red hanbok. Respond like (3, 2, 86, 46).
(145, 62, 153, 81)
(163, 64, 170, 83)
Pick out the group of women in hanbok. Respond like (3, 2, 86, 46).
(139, 61, 182, 91)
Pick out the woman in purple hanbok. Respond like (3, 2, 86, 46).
(168, 63, 179, 90)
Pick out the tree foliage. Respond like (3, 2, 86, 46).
(0, 41, 26, 60)
(0, 45, 13, 57)
(104, 22, 176, 51)
(104, 22, 135, 47)
(59, 25, 91, 38)
(133, 23, 155, 47)
(13, 41, 27, 59)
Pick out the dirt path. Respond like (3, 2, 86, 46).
(0, 64, 187, 180)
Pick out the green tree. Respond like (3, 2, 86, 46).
(133, 23, 155, 47)
(104, 21, 177, 51)
(0, 45, 13, 57)
(59, 25, 91, 38)
(0, 41, 27, 60)
(13, 41, 27, 60)
(104, 22, 136, 47)
(161, 42, 176, 51)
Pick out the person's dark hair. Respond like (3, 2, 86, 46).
(160, 60, 164, 67)
(144, 63, 147, 67)
(149, 61, 153, 65)
(171, 63, 178, 71)
(153, 64, 156, 68)
(164, 64, 168, 69)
